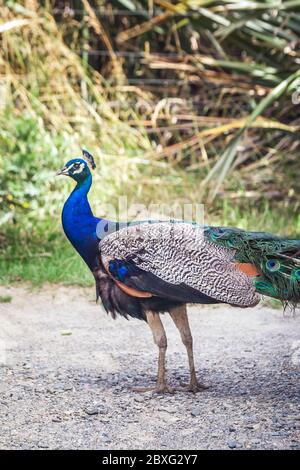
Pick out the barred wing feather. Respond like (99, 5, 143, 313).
(100, 223, 259, 307)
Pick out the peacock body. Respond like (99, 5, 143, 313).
(58, 151, 300, 392)
(59, 153, 300, 318)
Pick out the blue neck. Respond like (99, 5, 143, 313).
(62, 174, 101, 270)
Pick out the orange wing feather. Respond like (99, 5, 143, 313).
(235, 263, 261, 277)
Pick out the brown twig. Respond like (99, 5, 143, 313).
(82, 0, 123, 79)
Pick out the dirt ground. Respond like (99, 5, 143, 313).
(0, 284, 299, 450)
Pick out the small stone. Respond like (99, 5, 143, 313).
(143, 392, 153, 400)
(191, 407, 201, 417)
(85, 408, 99, 416)
(227, 440, 237, 449)
(52, 417, 62, 423)
(158, 407, 176, 414)
(99, 418, 110, 423)
(134, 396, 144, 403)
(229, 427, 236, 432)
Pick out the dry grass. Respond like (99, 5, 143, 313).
(2, 1, 300, 204)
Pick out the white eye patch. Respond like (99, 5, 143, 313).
(73, 163, 85, 174)
(67, 162, 85, 174)
(67, 163, 74, 171)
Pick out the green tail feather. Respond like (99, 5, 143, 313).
(205, 226, 300, 305)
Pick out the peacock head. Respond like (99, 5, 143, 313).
(57, 149, 96, 183)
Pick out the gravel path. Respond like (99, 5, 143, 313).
(0, 285, 299, 450)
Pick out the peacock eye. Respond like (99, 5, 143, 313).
(73, 163, 80, 169)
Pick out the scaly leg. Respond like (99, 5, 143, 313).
(133, 311, 174, 394)
(169, 305, 209, 393)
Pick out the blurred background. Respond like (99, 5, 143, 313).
(1, 0, 300, 286)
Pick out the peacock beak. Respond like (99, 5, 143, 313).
(56, 166, 69, 176)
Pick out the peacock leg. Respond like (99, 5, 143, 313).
(169, 305, 209, 393)
(133, 311, 174, 394)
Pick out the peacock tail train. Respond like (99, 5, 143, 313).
(204, 227, 300, 306)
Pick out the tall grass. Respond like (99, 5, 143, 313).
(2, 1, 300, 212)
(1, 1, 300, 285)
(87, 0, 300, 199)
(0, 0, 153, 223)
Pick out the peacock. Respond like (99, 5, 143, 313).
(57, 150, 300, 394)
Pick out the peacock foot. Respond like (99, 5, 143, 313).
(132, 382, 175, 394)
(179, 380, 210, 394)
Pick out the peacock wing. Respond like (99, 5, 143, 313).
(99, 222, 260, 307)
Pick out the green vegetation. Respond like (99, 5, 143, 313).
(1, 1, 300, 285)
(0, 294, 12, 303)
